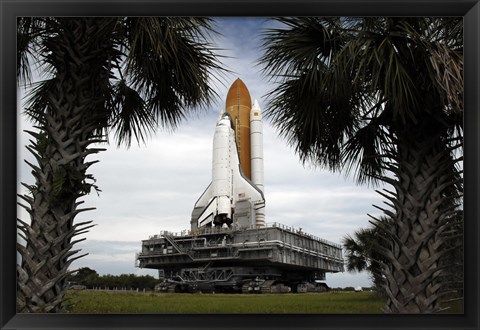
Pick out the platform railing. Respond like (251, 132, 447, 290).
(148, 222, 342, 249)
(266, 222, 343, 249)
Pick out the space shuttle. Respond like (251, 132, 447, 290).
(191, 79, 266, 230)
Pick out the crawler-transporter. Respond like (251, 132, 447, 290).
(137, 223, 343, 293)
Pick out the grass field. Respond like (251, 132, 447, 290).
(65, 290, 464, 314)
(67, 290, 463, 314)
(66, 290, 385, 314)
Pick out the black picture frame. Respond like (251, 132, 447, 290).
(1, 1, 478, 329)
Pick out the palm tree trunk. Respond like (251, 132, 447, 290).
(373, 128, 461, 313)
(17, 18, 111, 313)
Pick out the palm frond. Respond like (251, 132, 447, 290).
(260, 17, 463, 186)
(427, 43, 463, 114)
(341, 117, 391, 186)
(17, 17, 36, 85)
(17, 17, 50, 86)
(260, 17, 344, 81)
(109, 80, 156, 147)
(265, 73, 358, 170)
(342, 231, 369, 273)
(123, 17, 225, 129)
(23, 78, 58, 123)
(260, 18, 365, 171)
(17, 17, 68, 87)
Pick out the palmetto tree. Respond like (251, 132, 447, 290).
(342, 219, 390, 296)
(17, 17, 224, 312)
(343, 212, 463, 308)
(260, 17, 463, 313)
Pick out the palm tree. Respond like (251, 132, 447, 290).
(342, 220, 390, 297)
(343, 212, 463, 309)
(16, 17, 224, 312)
(260, 17, 463, 313)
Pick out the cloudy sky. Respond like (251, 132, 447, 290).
(17, 17, 386, 287)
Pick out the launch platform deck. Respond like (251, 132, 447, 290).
(137, 222, 343, 289)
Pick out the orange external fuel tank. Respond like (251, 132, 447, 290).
(225, 78, 252, 179)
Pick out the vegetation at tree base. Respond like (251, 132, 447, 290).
(67, 268, 161, 291)
(342, 220, 390, 297)
(260, 17, 463, 313)
(16, 17, 224, 313)
(343, 214, 464, 302)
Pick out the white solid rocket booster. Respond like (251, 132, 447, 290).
(250, 99, 264, 192)
(250, 99, 265, 227)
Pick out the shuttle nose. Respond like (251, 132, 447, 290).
(217, 113, 233, 127)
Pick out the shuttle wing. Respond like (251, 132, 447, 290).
(197, 196, 218, 227)
(233, 166, 264, 204)
(231, 145, 264, 207)
(193, 182, 213, 209)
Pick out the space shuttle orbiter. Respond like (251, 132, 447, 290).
(191, 79, 265, 230)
